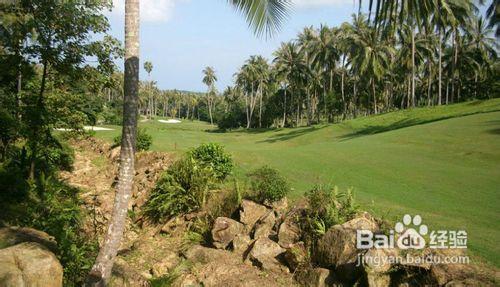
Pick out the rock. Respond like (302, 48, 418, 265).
(247, 237, 286, 272)
(283, 242, 308, 271)
(429, 249, 473, 286)
(278, 220, 301, 248)
(277, 203, 306, 248)
(151, 249, 180, 277)
(0, 242, 63, 287)
(253, 211, 276, 239)
(315, 212, 378, 282)
(240, 200, 269, 229)
(0, 227, 57, 252)
(232, 234, 253, 256)
(212, 217, 245, 249)
(364, 248, 398, 274)
(295, 267, 334, 287)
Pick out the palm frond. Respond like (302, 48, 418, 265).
(228, 0, 291, 38)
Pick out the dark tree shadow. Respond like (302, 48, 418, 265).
(258, 126, 326, 143)
(340, 110, 500, 141)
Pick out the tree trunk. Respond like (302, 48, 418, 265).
(86, 0, 139, 285)
(411, 27, 416, 107)
(438, 28, 443, 105)
(427, 62, 432, 106)
(372, 79, 378, 114)
(282, 88, 287, 128)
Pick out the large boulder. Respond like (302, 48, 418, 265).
(253, 210, 276, 239)
(277, 203, 306, 248)
(315, 212, 378, 282)
(212, 217, 245, 249)
(239, 200, 269, 229)
(247, 237, 286, 272)
(278, 220, 301, 249)
(0, 227, 57, 252)
(0, 242, 63, 287)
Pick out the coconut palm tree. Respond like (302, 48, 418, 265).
(347, 15, 393, 114)
(273, 41, 307, 127)
(310, 24, 340, 118)
(87, 1, 291, 285)
(202, 66, 217, 124)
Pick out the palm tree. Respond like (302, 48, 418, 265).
(297, 26, 316, 125)
(143, 61, 153, 118)
(310, 24, 340, 118)
(347, 15, 393, 114)
(273, 41, 307, 127)
(202, 66, 217, 124)
(87, 0, 290, 285)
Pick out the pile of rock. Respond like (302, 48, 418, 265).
(198, 199, 495, 287)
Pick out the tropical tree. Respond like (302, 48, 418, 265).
(202, 66, 217, 124)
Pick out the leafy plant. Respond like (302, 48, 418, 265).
(144, 156, 215, 222)
(188, 143, 233, 180)
(113, 128, 153, 151)
(247, 165, 289, 203)
(305, 184, 359, 236)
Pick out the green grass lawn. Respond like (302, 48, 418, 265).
(95, 99, 500, 267)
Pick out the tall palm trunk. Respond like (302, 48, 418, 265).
(372, 79, 378, 114)
(87, 0, 139, 285)
(411, 27, 416, 107)
(438, 28, 443, 105)
(282, 88, 287, 128)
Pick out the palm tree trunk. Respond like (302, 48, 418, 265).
(282, 88, 286, 128)
(411, 27, 416, 108)
(372, 79, 377, 114)
(427, 62, 432, 106)
(438, 28, 443, 105)
(87, 0, 139, 285)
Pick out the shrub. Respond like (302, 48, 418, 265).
(305, 185, 358, 236)
(248, 165, 289, 204)
(144, 156, 215, 222)
(188, 143, 233, 180)
(113, 128, 152, 151)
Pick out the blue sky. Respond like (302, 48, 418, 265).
(104, 1, 367, 92)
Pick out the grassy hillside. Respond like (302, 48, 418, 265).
(94, 99, 500, 266)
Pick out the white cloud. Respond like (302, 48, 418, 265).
(292, 0, 353, 8)
(110, 0, 181, 23)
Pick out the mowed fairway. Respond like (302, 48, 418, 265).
(95, 99, 500, 266)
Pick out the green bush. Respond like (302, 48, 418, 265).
(188, 143, 233, 180)
(305, 185, 358, 236)
(144, 156, 215, 222)
(113, 128, 152, 151)
(248, 165, 289, 204)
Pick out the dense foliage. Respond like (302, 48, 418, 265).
(188, 143, 234, 180)
(145, 154, 216, 222)
(301, 185, 359, 249)
(248, 165, 290, 203)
